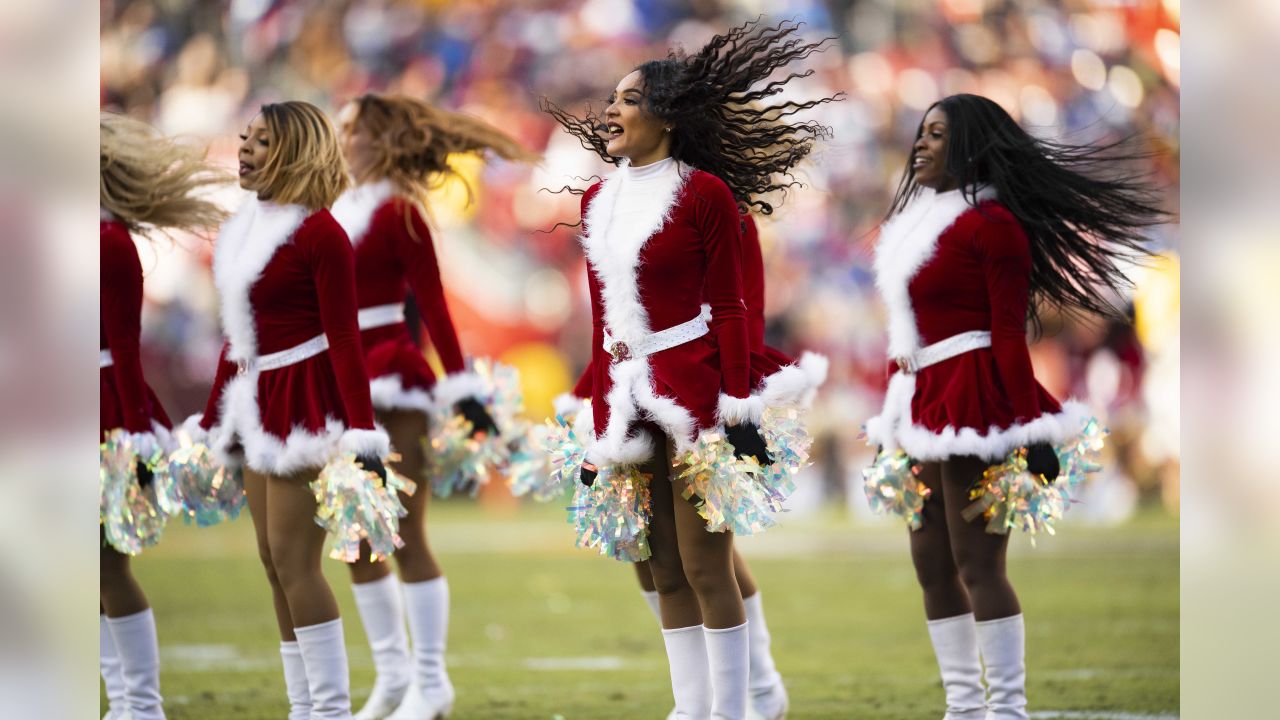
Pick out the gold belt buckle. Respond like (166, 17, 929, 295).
(894, 356, 916, 374)
(235, 359, 250, 376)
(608, 341, 632, 362)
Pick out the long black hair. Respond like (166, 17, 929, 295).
(889, 93, 1168, 325)
(541, 19, 841, 215)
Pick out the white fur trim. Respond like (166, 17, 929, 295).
(717, 393, 765, 426)
(873, 187, 997, 358)
(330, 180, 395, 247)
(866, 370, 1093, 462)
(553, 392, 587, 418)
(124, 420, 174, 458)
(338, 428, 392, 458)
(213, 197, 309, 362)
(797, 351, 830, 407)
(369, 375, 435, 414)
(180, 413, 208, 445)
(580, 160, 700, 467)
(431, 370, 487, 409)
(570, 399, 595, 439)
(203, 370, 389, 475)
(757, 364, 813, 407)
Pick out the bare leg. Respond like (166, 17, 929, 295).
(909, 461, 974, 620)
(940, 456, 1020, 621)
(100, 533, 149, 618)
(257, 467, 341, 630)
(671, 458, 744, 630)
(243, 467, 295, 640)
(641, 430, 704, 630)
(732, 549, 757, 599)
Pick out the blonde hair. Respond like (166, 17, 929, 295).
(100, 112, 230, 234)
(257, 101, 350, 210)
(350, 94, 538, 209)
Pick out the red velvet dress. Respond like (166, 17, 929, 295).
(330, 181, 480, 416)
(101, 214, 172, 455)
(189, 198, 389, 475)
(559, 213, 827, 418)
(574, 158, 796, 467)
(865, 187, 1089, 462)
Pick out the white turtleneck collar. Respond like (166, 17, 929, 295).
(620, 156, 678, 182)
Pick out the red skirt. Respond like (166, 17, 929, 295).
(361, 323, 437, 415)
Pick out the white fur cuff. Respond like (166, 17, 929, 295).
(338, 427, 391, 459)
(717, 393, 765, 426)
(370, 375, 435, 414)
(798, 351, 830, 388)
(431, 370, 487, 409)
(554, 392, 588, 418)
(180, 413, 209, 444)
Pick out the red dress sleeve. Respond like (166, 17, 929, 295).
(303, 214, 377, 431)
(974, 208, 1041, 422)
(691, 176, 750, 399)
(101, 227, 156, 434)
(198, 343, 236, 431)
(739, 214, 767, 354)
(391, 200, 466, 376)
(571, 360, 594, 399)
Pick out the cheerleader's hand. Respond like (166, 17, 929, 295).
(356, 455, 388, 483)
(135, 459, 154, 488)
(725, 423, 773, 466)
(1026, 442, 1060, 483)
(456, 397, 499, 439)
(579, 462, 598, 488)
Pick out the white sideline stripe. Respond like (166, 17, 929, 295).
(1042, 668, 1179, 681)
(1029, 707, 1177, 712)
(162, 644, 278, 672)
(523, 656, 628, 671)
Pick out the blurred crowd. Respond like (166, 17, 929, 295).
(100, 0, 1181, 520)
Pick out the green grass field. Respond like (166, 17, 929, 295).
(122, 500, 1178, 720)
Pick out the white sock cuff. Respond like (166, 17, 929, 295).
(975, 613, 1024, 630)
(294, 618, 344, 640)
(661, 623, 704, 638)
(105, 607, 155, 628)
(280, 640, 301, 655)
(703, 621, 749, 635)
(928, 612, 978, 628)
(402, 575, 448, 598)
(352, 572, 400, 599)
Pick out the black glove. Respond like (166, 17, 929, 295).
(135, 458, 154, 488)
(456, 397, 499, 438)
(725, 423, 773, 466)
(579, 462, 599, 488)
(356, 454, 388, 483)
(1026, 442, 1059, 484)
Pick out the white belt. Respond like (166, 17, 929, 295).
(236, 334, 330, 374)
(893, 330, 991, 374)
(100, 349, 114, 368)
(604, 312, 710, 361)
(358, 303, 406, 330)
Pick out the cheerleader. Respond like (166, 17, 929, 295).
(185, 101, 390, 720)
(99, 112, 227, 720)
(543, 20, 837, 719)
(865, 94, 1164, 719)
(556, 213, 827, 720)
(329, 93, 536, 720)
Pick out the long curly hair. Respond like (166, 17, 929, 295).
(889, 93, 1169, 326)
(100, 112, 229, 234)
(542, 18, 840, 215)
(257, 101, 350, 210)
(350, 93, 539, 205)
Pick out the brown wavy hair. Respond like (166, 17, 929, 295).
(100, 112, 230, 234)
(256, 101, 350, 210)
(348, 93, 538, 209)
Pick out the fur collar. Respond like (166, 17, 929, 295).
(873, 186, 996, 357)
(213, 196, 309, 361)
(580, 158, 687, 343)
(330, 179, 395, 247)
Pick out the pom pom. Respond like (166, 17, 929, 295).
(425, 358, 529, 498)
(962, 417, 1108, 539)
(567, 465, 652, 562)
(164, 430, 247, 527)
(674, 408, 810, 535)
(862, 449, 930, 531)
(310, 453, 408, 563)
(508, 412, 588, 503)
(100, 429, 168, 555)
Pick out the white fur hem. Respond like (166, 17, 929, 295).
(431, 370, 486, 409)
(717, 393, 765, 426)
(123, 421, 174, 458)
(180, 413, 208, 444)
(204, 371, 389, 475)
(370, 375, 435, 414)
(338, 428, 391, 458)
(866, 371, 1093, 462)
(554, 392, 587, 418)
